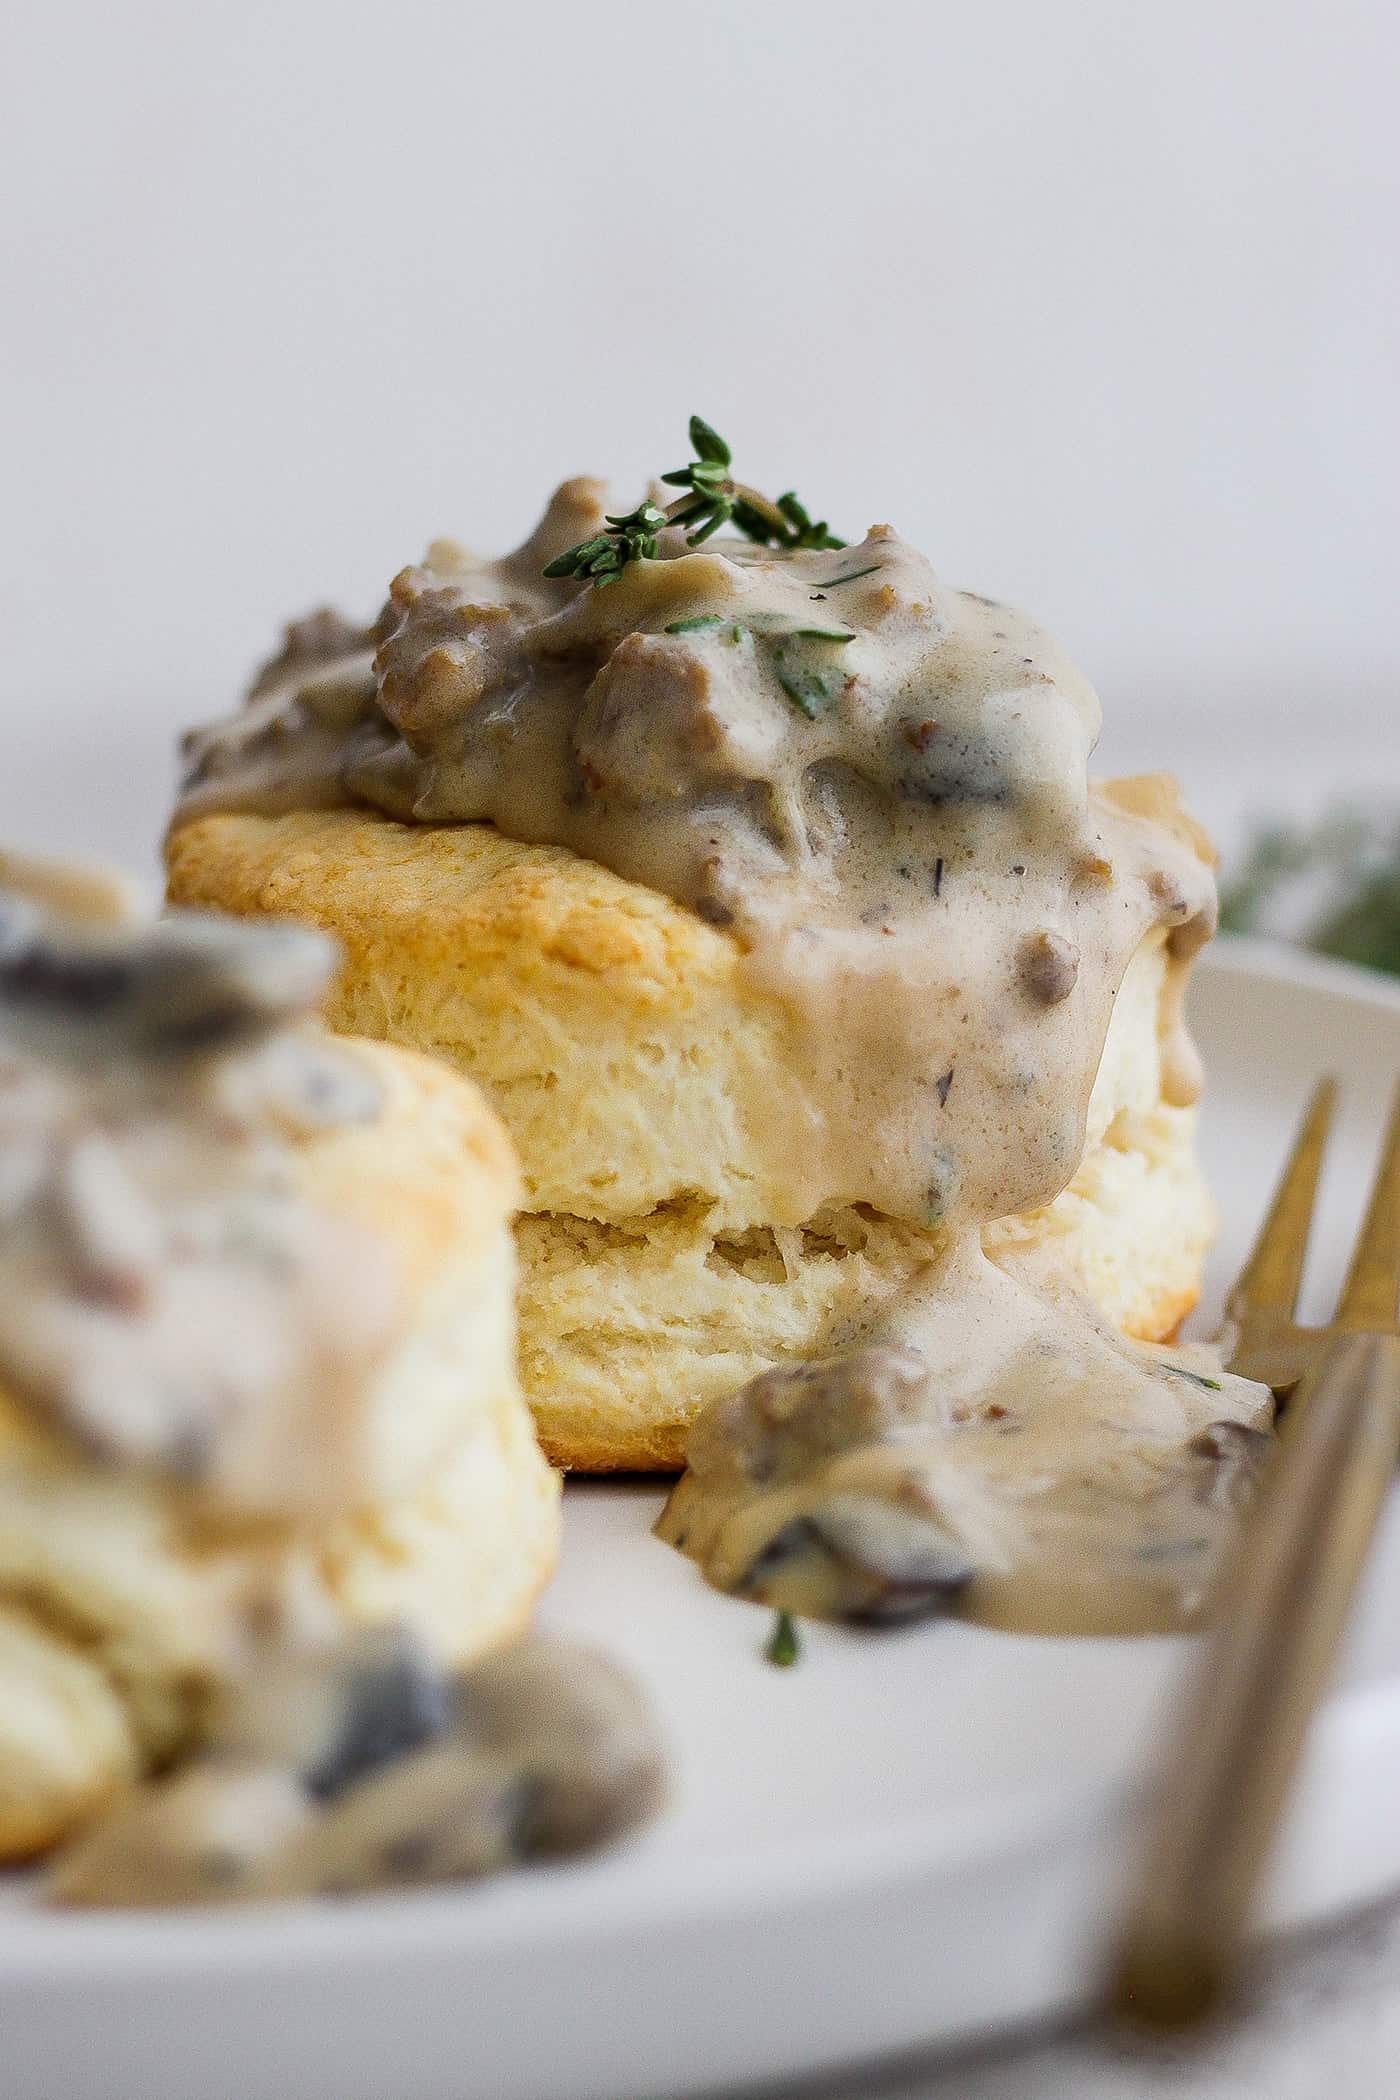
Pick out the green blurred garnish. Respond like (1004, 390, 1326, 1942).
(1220, 807, 1400, 979)
(765, 1609, 801, 1667)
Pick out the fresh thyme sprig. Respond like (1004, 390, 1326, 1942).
(657, 414, 739, 546)
(543, 415, 846, 587)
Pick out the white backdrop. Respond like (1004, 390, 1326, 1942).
(3, 0, 1396, 871)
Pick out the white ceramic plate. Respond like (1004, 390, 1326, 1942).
(2, 938, 1399, 2100)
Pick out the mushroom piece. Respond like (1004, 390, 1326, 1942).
(739, 1492, 976, 1624)
(0, 901, 338, 1070)
(688, 1345, 935, 1492)
(574, 631, 789, 806)
(246, 607, 376, 705)
(1017, 929, 1080, 1005)
(206, 1626, 457, 1801)
(266, 1743, 532, 1895)
(178, 606, 379, 811)
(1189, 1419, 1272, 1512)
(270, 1638, 666, 1898)
(375, 586, 526, 751)
(451, 1637, 667, 1857)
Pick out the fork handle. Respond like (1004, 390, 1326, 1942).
(1109, 1328, 1400, 2027)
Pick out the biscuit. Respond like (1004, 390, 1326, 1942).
(168, 809, 801, 1227)
(515, 1102, 1211, 1469)
(168, 808, 1215, 1470)
(0, 1037, 559, 1856)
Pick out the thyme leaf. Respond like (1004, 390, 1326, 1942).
(815, 563, 884, 588)
(1164, 1364, 1223, 1392)
(765, 1609, 801, 1667)
(687, 413, 731, 469)
(776, 657, 833, 718)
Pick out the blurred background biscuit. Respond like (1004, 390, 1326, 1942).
(0, 1036, 559, 1857)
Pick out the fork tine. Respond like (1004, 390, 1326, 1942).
(1335, 1080, 1400, 1332)
(1226, 1077, 1337, 1321)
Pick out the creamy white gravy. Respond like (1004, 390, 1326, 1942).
(659, 1246, 1271, 1636)
(0, 869, 395, 1522)
(177, 477, 1273, 1634)
(49, 1629, 665, 1907)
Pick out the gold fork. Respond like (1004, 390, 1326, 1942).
(1108, 1076, 1400, 2028)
